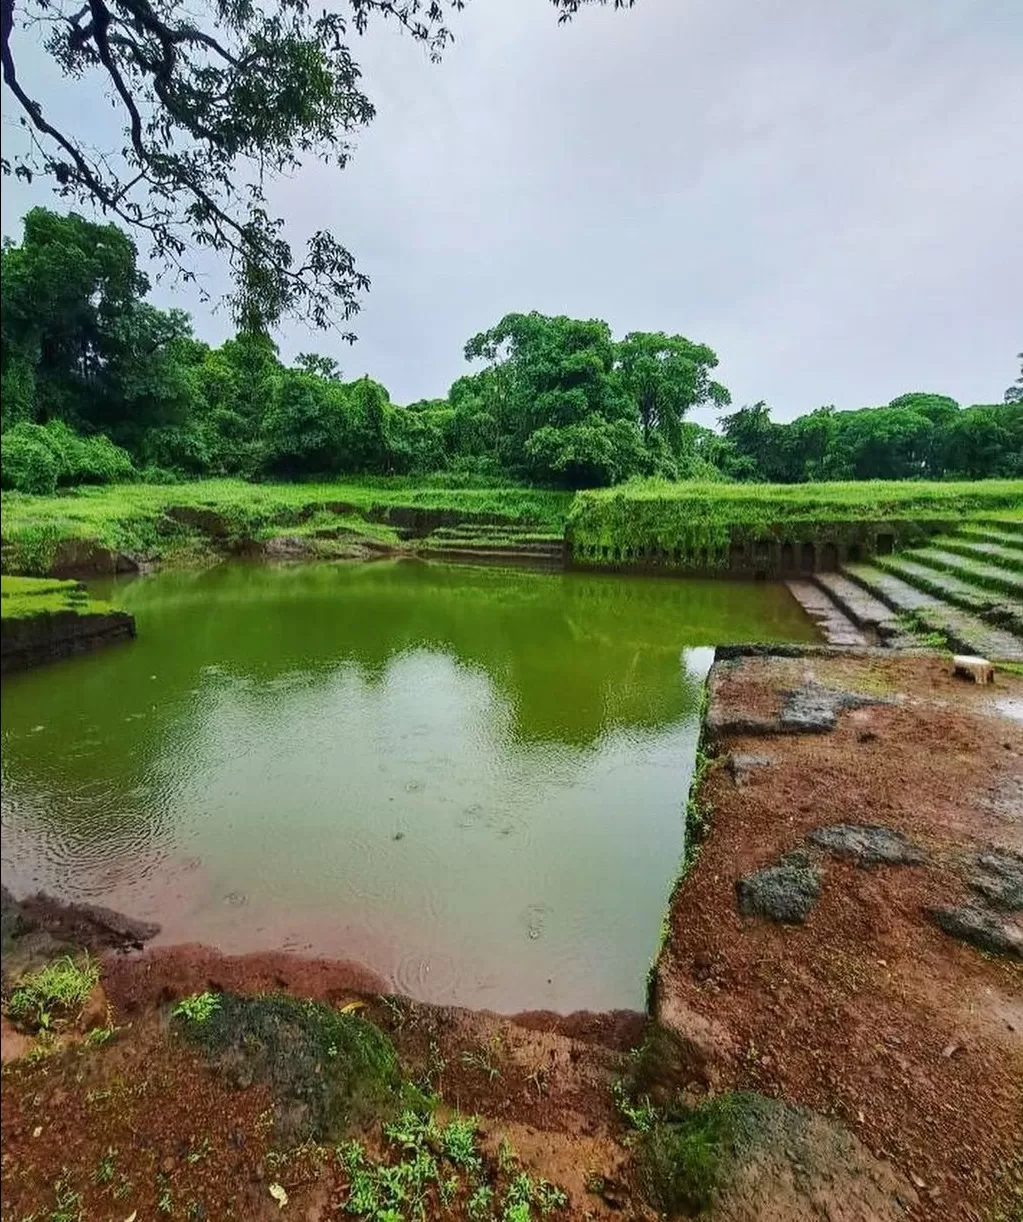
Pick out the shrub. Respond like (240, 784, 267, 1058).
(0, 421, 134, 492)
(1, 426, 59, 493)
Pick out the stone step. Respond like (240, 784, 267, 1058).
(957, 525, 1023, 555)
(907, 547, 1023, 598)
(430, 524, 559, 538)
(876, 556, 1023, 635)
(419, 546, 565, 567)
(933, 536, 1023, 574)
(843, 564, 1023, 661)
(972, 516, 1023, 537)
(785, 580, 869, 646)
(418, 537, 564, 556)
(812, 572, 908, 642)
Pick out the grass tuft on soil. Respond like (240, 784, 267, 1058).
(340, 1108, 568, 1221)
(172, 991, 420, 1143)
(631, 1089, 822, 1217)
(5, 953, 100, 1032)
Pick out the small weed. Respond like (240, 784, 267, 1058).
(417, 1037, 446, 1091)
(383, 1108, 437, 1151)
(439, 1174, 461, 1205)
(185, 1136, 212, 1165)
(93, 1148, 117, 1185)
(49, 1171, 83, 1222)
(460, 1041, 502, 1082)
(443, 1114, 481, 1171)
(7, 955, 99, 1032)
(82, 1025, 115, 1048)
(611, 1080, 657, 1134)
(337, 1106, 569, 1221)
(525, 1061, 549, 1098)
(111, 1173, 134, 1200)
(534, 1180, 568, 1213)
(502, 1173, 534, 1222)
(497, 1138, 517, 1174)
(467, 1183, 494, 1220)
(172, 992, 221, 1024)
(26, 1031, 59, 1062)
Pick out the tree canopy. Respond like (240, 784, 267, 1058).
(1006, 354, 1023, 405)
(1, 0, 632, 331)
(2, 208, 1019, 494)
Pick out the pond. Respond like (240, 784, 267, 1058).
(1, 560, 818, 1012)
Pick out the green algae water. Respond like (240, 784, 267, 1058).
(1, 560, 817, 1011)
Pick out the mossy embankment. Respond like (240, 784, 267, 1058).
(5, 476, 1021, 581)
(0, 479, 574, 577)
(567, 478, 1023, 576)
(0, 575, 135, 672)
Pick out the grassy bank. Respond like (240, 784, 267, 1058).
(567, 478, 1023, 570)
(1, 575, 135, 672)
(0, 575, 114, 619)
(0, 480, 574, 575)
(4, 476, 1020, 578)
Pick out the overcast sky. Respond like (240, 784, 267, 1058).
(2, 0, 1021, 423)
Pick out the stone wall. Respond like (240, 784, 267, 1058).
(1, 609, 136, 674)
(567, 518, 951, 579)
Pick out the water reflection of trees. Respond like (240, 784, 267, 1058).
(1, 561, 808, 850)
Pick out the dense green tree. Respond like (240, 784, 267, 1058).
(2, 209, 1018, 492)
(616, 331, 730, 449)
(1006, 354, 1023, 405)
(719, 402, 781, 480)
(295, 354, 344, 382)
(464, 312, 629, 467)
(1, 208, 147, 426)
(525, 415, 650, 488)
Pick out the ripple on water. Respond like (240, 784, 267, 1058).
(393, 948, 463, 1002)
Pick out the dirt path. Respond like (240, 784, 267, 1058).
(653, 651, 1023, 1220)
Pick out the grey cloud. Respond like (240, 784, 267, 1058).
(2, 0, 1020, 420)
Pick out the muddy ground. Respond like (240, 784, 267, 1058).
(654, 651, 1022, 1221)
(2, 650, 1021, 1221)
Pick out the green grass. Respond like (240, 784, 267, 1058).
(5, 953, 100, 1031)
(568, 478, 1023, 570)
(339, 1109, 568, 1221)
(0, 479, 574, 575)
(5, 476, 1018, 577)
(0, 574, 113, 620)
(172, 991, 221, 1024)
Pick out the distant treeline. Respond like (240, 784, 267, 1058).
(2, 208, 1021, 494)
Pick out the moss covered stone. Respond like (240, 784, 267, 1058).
(173, 992, 420, 1143)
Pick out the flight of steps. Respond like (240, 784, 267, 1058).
(413, 523, 566, 568)
(826, 517, 1023, 661)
